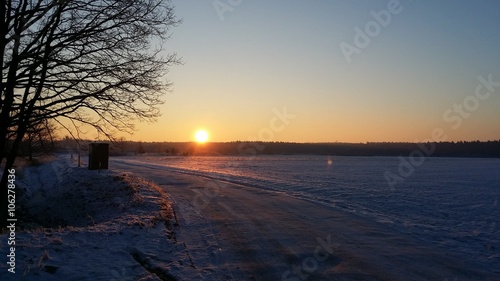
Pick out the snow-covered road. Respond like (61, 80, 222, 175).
(111, 157, 494, 281)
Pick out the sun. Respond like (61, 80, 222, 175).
(195, 130, 209, 143)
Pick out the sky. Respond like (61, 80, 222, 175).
(122, 0, 500, 143)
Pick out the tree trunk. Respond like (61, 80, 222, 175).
(0, 126, 26, 228)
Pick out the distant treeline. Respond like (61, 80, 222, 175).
(52, 140, 500, 158)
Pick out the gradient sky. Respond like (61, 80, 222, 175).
(123, 0, 500, 143)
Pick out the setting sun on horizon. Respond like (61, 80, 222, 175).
(195, 129, 209, 143)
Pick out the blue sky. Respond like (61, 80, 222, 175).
(133, 0, 500, 142)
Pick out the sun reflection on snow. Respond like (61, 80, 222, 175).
(327, 158, 333, 166)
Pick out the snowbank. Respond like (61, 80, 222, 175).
(0, 156, 199, 281)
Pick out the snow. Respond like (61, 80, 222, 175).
(1, 154, 498, 280)
(0, 155, 202, 280)
(110, 155, 498, 280)
(109, 155, 500, 275)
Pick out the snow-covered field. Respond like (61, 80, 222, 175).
(111, 155, 500, 276)
(1, 155, 498, 280)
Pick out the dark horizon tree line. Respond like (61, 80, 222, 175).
(40, 139, 500, 158)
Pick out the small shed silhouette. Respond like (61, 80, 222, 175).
(88, 143, 109, 170)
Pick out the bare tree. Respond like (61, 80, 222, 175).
(22, 117, 57, 160)
(1, 0, 180, 225)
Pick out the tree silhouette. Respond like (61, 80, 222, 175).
(21, 117, 57, 161)
(0, 0, 180, 225)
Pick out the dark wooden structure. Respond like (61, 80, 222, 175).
(88, 143, 109, 170)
